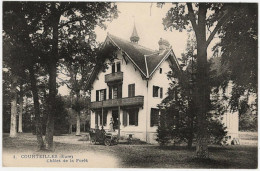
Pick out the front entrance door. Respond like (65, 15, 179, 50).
(112, 110, 119, 130)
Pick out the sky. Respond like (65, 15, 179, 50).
(94, 3, 189, 57)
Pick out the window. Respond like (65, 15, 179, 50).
(99, 111, 107, 126)
(160, 68, 162, 74)
(151, 108, 159, 127)
(96, 89, 106, 101)
(128, 108, 138, 126)
(95, 112, 99, 127)
(153, 86, 163, 98)
(109, 84, 122, 99)
(112, 63, 115, 73)
(123, 110, 127, 126)
(111, 61, 121, 73)
(128, 84, 135, 97)
(117, 62, 121, 72)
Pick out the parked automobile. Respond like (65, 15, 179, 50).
(89, 128, 118, 146)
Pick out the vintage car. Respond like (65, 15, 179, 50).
(89, 128, 118, 146)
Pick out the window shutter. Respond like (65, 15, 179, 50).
(95, 112, 98, 127)
(160, 87, 163, 98)
(112, 63, 115, 73)
(96, 90, 99, 101)
(128, 84, 131, 97)
(118, 84, 122, 98)
(104, 111, 107, 126)
(117, 62, 121, 72)
(123, 110, 127, 126)
(152, 86, 155, 97)
(109, 86, 112, 99)
(135, 109, 138, 126)
(133, 84, 135, 97)
(100, 113, 102, 125)
(151, 109, 154, 127)
(104, 89, 107, 100)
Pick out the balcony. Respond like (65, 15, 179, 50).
(105, 72, 123, 83)
(91, 96, 144, 109)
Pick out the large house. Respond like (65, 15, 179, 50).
(87, 25, 239, 144)
(87, 25, 180, 143)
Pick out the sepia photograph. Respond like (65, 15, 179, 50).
(2, 1, 258, 168)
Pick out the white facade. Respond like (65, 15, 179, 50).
(213, 82, 239, 141)
(90, 47, 174, 143)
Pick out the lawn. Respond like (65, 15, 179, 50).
(2, 133, 258, 168)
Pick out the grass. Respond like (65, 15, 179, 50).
(2, 133, 258, 168)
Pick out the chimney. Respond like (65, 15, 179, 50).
(158, 38, 170, 53)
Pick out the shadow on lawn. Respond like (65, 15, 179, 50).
(185, 157, 232, 168)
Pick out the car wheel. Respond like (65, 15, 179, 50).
(104, 138, 111, 146)
(90, 139, 96, 145)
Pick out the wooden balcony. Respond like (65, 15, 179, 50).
(90, 96, 144, 109)
(105, 72, 123, 83)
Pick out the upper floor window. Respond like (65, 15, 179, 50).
(117, 62, 121, 72)
(159, 68, 162, 74)
(151, 108, 159, 127)
(112, 61, 121, 73)
(128, 84, 135, 97)
(153, 86, 163, 98)
(112, 63, 115, 73)
(96, 89, 106, 101)
(109, 84, 122, 99)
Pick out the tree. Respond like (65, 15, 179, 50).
(3, 2, 118, 150)
(212, 4, 257, 111)
(160, 3, 241, 158)
(59, 56, 93, 136)
(157, 34, 227, 148)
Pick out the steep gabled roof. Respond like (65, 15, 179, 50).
(107, 34, 155, 76)
(86, 34, 181, 90)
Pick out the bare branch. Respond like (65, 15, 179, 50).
(187, 3, 198, 32)
(58, 16, 86, 29)
(206, 8, 234, 47)
(57, 77, 72, 89)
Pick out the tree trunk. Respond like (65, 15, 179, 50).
(187, 109, 194, 149)
(194, 4, 210, 158)
(76, 92, 81, 136)
(76, 113, 81, 136)
(45, 61, 56, 150)
(69, 124, 72, 134)
(18, 82, 23, 133)
(45, 9, 60, 150)
(29, 66, 45, 150)
(10, 75, 18, 137)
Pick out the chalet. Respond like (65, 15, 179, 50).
(87, 25, 180, 143)
(87, 25, 239, 144)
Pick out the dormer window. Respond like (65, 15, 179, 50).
(112, 63, 115, 73)
(117, 62, 121, 72)
(111, 61, 121, 73)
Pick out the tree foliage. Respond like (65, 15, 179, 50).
(212, 4, 257, 110)
(3, 1, 118, 150)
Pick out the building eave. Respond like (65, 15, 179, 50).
(107, 34, 147, 78)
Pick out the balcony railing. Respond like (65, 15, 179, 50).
(91, 96, 144, 109)
(105, 72, 123, 83)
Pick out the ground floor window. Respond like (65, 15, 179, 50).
(99, 111, 107, 126)
(151, 108, 159, 127)
(128, 108, 139, 126)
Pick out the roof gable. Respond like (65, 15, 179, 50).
(86, 34, 181, 90)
